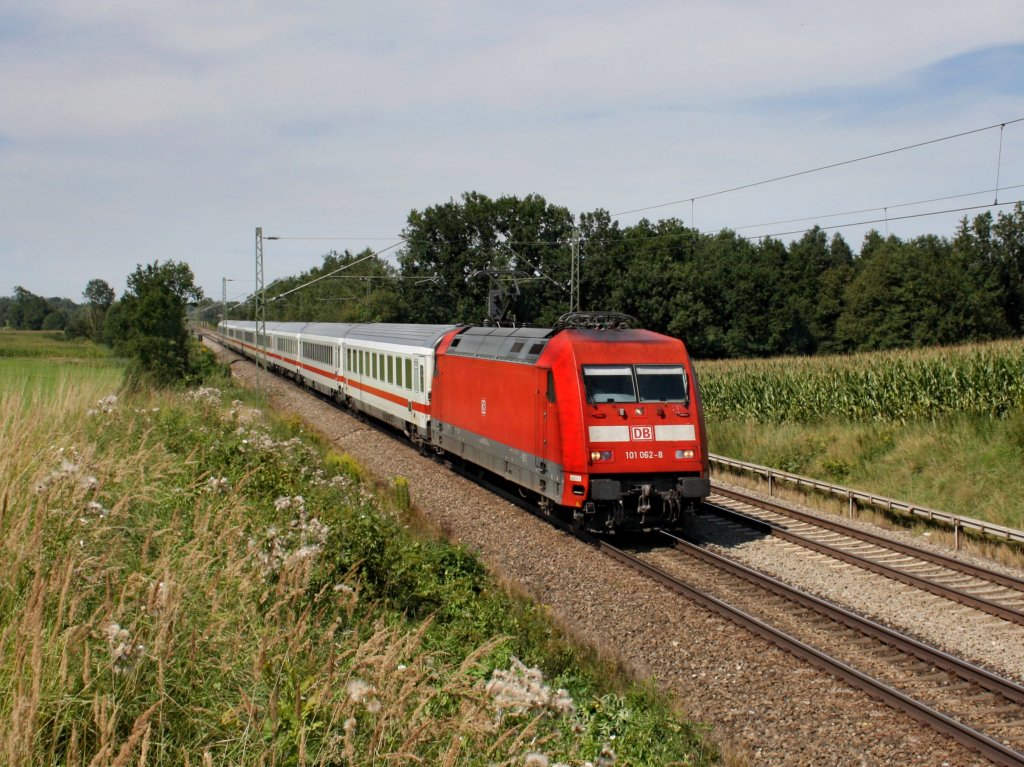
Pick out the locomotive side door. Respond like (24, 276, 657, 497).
(535, 367, 556, 492)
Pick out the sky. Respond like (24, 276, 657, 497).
(2, 1, 1023, 305)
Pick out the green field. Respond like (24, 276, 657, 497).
(697, 339, 1024, 424)
(0, 330, 123, 404)
(0, 329, 112, 358)
(697, 339, 1024, 530)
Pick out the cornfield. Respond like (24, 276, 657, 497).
(696, 339, 1024, 424)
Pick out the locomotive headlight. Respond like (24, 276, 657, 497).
(675, 449, 695, 459)
(590, 450, 613, 462)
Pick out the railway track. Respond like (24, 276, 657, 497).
(470, 467, 1024, 764)
(610, 533, 1024, 766)
(702, 485, 1024, 627)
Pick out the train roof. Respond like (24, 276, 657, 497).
(343, 323, 460, 349)
(445, 325, 557, 364)
(222, 320, 459, 351)
(299, 322, 358, 338)
(221, 320, 310, 332)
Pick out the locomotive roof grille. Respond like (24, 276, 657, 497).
(445, 325, 555, 363)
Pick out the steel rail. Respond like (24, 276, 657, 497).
(703, 496, 1024, 627)
(711, 484, 1024, 592)
(602, 534, 1024, 767)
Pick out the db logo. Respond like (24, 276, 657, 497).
(630, 426, 654, 441)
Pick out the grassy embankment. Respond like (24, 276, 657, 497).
(697, 339, 1024, 531)
(0, 331, 717, 766)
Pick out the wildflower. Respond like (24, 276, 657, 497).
(283, 544, 322, 569)
(486, 657, 575, 718)
(524, 754, 549, 767)
(248, 527, 287, 578)
(86, 501, 109, 518)
(250, 499, 329, 578)
(185, 387, 221, 404)
(206, 476, 231, 494)
(104, 622, 144, 673)
(346, 679, 373, 704)
(89, 394, 118, 415)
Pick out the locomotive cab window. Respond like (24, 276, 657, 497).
(583, 366, 636, 403)
(636, 365, 689, 404)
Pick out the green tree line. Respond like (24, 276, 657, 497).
(8, 195, 1023, 363)
(229, 194, 1023, 358)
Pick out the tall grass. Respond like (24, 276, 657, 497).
(0, 379, 715, 765)
(697, 339, 1024, 424)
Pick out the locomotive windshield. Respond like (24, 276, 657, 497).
(583, 364, 690, 405)
(636, 365, 688, 403)
(583, 366, 635, 402)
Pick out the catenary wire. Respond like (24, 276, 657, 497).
(733, 183, 1024, 232)
(740, 199, 1024, 242)
(612, 117, 1024, 217)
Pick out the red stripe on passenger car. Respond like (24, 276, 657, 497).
(236, 341, 428, 414)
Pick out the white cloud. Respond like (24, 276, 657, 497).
(1, 0, 1022, 298)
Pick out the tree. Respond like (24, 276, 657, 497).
(782, 228, 854, 354)
(9, 286, 50, 330)
(105, 261, 204, 386)
(267, 250, 404, 323)
(82, 278, 115, 342)
(992, 203, 1024, 334)
(575, 209, 625, 312)
(397, 192, 575, 326)
(836, 234, 974, 351)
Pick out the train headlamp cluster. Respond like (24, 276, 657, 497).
(590, 450, 613, 462)
(675, 449, 695, 459)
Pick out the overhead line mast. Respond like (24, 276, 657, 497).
(255, 227, 266, 406)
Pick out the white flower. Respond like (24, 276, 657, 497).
(86, 501, 109, 518)
(486, 657, 575, 718)
(206, 476, 231, 494)
(346, 679, 373, 703)
(104, 622, 144, 673)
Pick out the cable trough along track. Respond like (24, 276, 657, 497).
(705, 485, 1024, 627)
(605, 532, 1024, 766)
